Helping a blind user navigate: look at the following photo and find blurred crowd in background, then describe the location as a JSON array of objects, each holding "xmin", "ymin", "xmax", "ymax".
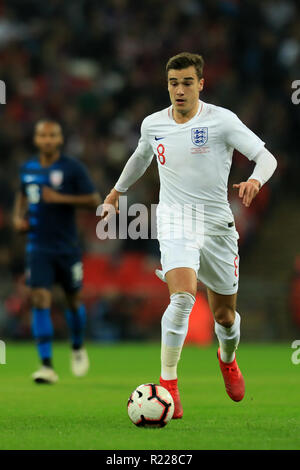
[{"xmin": 0, "ymin": 0, "xmax": 299, "ymax": 343}]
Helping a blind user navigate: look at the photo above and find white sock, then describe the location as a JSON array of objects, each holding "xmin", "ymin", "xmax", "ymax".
[
  {"xmin": 161, "ymin": 292, "xmax": 195, "ymax": 380},
  {"xmin": 215, "ymin": 311, "xmax": 241, "ymax": 363},
  {"xmin": 161, "ymin": 343, "xmax": 182, "ymax": 380}
]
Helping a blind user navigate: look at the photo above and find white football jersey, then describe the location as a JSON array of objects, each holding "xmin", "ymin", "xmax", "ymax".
[{"xmin": 115, "ymin": 100, "xmax": 265, "ymax": 236}]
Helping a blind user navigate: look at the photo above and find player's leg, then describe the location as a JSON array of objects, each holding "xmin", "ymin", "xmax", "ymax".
[
  {"xmin": 199, "ymin": 233, "xmax": 245, "ymax": 401},
  {"xmin": 207, "ymin": 289, "xmax": 240, "ymax": 363},
  {"xmin": 65, "ymin": 290, "xmax": 86, "ymax": 351},
  {"xmin": 159, "ymin": 267, "xmax": 197, "ymax": 418},
  {"xmin": 26, "ymin": 250, "xmax": 58, "ymax": 384},
  {"xmin": 207, "ymin": 288, "xmax": 244, "ymax": 401},
  {"xmin": 65, "ymin": 289, "xmax": 89, "ymax": 377},
  {"xmin": 31, "ymin": 287, "xmax": 53, "ymax": 366},
  {"xmin": 156, "ymin": 224, "xmax": 200, "ymax": 418},
  {"xmin": 56, "ymin": 253, "xmax": 89, "ymax": 377},
  {"xmin": 162, "ymin": 267, "xmax": 197, "ymax": 379},
  {"xmin": 30, "ymin": 288, "xmax": 58, "ymax": 383}
]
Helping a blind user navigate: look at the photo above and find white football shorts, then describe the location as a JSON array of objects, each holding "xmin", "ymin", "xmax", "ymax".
[{"xmin": 158, "ymin": 232, "xmax": 240, "ymax": 296}]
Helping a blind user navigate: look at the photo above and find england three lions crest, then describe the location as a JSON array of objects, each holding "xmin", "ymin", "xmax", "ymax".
[{"xmin": 191, "ymin": 127, "xmax": 208, "ymax": 147}]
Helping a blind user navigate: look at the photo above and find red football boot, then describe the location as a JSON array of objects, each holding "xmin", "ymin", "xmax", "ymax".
[
  {"xmin": 217, "ymin": 348, "xmax": 245, "ymax": 402},
  {"xmin": 159, "ymin": 377, "xmax": 183, "ymax": 419}
]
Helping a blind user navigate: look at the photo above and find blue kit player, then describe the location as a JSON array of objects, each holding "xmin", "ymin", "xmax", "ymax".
[{"xmin": 13, "ymin": 120, "xmax": 101, "ymax": 384}]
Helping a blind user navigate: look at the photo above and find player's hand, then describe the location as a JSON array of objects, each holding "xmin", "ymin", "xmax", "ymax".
[
  {"xmin": 100, "ymin": 189, "xmax": 120, "ymax": 221},
  {"xmin": 233, "ymin": 179, "xmax": 260, "ymax": 208},
  {"xmin": 42, "ymin": 186, "xmax": 64, "ymax": 204},
  {"xmin": 13, "ymin": 216, "xmax": 30, "ymax": 233}
]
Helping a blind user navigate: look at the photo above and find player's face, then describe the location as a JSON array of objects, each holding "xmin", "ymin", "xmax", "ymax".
[
  {"xmin": 34, "ymin": 123, "xmax": 63, "ymax": 155},
  {"xmin": 167, "ymin": 66, "xmax": 204, "ymax": 115}
]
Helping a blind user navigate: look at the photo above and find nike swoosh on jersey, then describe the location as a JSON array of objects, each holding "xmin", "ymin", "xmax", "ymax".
[{"xmin": 154, "ymin": 136, "xmax": 165, "ymax": 140}]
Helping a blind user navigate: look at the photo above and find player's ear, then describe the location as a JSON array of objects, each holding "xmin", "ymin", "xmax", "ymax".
[{"xmin": 199, "ymin": 78, "xmax": 204, "ymax": 92}]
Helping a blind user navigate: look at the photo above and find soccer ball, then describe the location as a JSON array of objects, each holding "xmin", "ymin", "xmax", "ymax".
[{"xmin": 127, "ymin": 383, "xmax": 174, "ymax": 428}]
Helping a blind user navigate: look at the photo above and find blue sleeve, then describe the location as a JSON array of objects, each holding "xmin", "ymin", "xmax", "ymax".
[{"xmin": 72, "ymin": 160, "xmax": 95, "ymax": 195}]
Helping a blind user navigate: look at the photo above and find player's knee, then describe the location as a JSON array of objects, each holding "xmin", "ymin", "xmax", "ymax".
[
  {"xmin": 214, "ymin": 305, "xmax": 235, "ymax": 328},
  {"xmin": 31, "ymin": 289, "xmax": 51, "ymax": 309},
  {"xmin": 162, "ymin": 291, "xmax": 196, "ymax": 329}
]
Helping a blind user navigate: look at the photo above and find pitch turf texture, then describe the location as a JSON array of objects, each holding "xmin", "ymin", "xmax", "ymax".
[{"xmin": 0, "ymin": 342, "xmax": 299, "ymax": 450}]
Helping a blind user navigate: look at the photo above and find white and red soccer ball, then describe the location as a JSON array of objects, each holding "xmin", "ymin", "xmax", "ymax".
[{"xmin": 127, "ymin": 383, "xmax": 174, "ymax": 428}]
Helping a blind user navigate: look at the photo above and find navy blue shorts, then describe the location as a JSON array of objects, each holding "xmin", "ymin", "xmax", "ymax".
[{"xmin": 26, "ymin": 250, "xmax": 83, "ymax": 292}]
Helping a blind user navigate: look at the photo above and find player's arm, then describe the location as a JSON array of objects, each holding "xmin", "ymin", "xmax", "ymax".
[
  {"xmin": 233, "ymin": 147, "xmax": 277, "ymax": 207},
  {"xmin": 101, "ymin": 119, "xmax": 154, "ymax": 219},
  {"xmin": 42, "ymin": 187, "xmax": 101, "ymax": 208},
  {"xmin": 223, "ymin": 111, "xmax": 277, "ymax": 207},
  {"xmin": 12, "ymin": 191, "xmax": 29, "ymax": 232}
]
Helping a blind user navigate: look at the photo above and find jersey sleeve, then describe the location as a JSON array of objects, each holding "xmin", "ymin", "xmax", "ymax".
[
  {"xmin": 247, "ymin": 147, "xmax": 277, "ymax": 187},
  {"xmin": 114, "ymin": 117, "xmax": 154, "ymax": 193},
  {"xmin": 222, "ymin": 110, "xmax": 265, "ymax": 161},
  {"xmin": 72, "ymin": 160, "xmax": 96, "ymax": 194}
]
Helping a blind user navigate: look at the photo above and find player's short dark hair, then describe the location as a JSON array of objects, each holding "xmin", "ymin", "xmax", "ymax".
[{"xmin": 166, "ymin": 52, "xmax": 204, "ymax": 80}]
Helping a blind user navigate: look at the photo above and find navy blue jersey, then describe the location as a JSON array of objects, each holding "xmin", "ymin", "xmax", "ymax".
[{"xmin": 20, "ymin": 154, "xmax": 95, "ymax": 254}]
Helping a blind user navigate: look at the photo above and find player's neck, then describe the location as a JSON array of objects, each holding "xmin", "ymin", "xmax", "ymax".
[
  {"xmin": 172, "ymin": 101, "xmax": 200, "ymax": 124},
  {"xmin": 39, "ymin": 151, "xmax": 61, "ymax": 167}
]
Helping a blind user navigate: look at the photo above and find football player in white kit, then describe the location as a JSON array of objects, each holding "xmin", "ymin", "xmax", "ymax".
[{"xmin": 102, "ymin": 53, "xmax": 277, "ymax": 418}]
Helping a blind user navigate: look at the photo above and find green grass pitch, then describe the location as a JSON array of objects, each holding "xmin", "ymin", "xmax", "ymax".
[{"xmin": 0, "ymin": 342, "xmax": 299, "ymax": 450}]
